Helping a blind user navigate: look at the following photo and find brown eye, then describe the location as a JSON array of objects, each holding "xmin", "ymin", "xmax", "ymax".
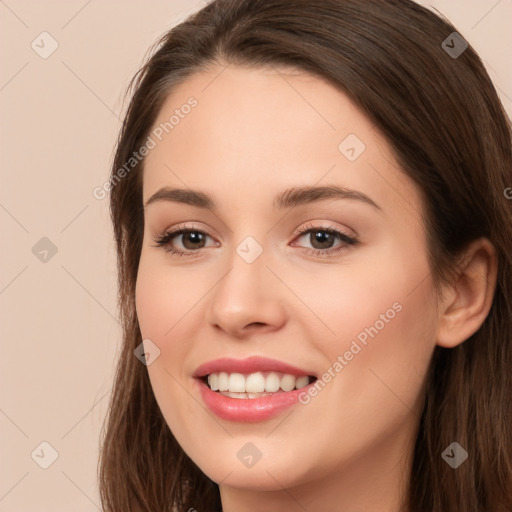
[
  {"xmin": 294, "ymin": 226, "xmax": 357, "ymax": 254},
  {"xmin": 153, "ymin": 227, "xmax": 216, "ymax": 256},
  {"xmin": 308, "ymin": 230, "xmax": 337, "ymax": 249},
  {"xmin": 179, "ymin": 231, "xmax": 207, "ymax": 250}
]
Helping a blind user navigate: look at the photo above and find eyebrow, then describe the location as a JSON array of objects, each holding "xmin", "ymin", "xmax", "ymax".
[{"xmin": 144, "ymin": 185, "xmax": 382, "ymax": 212}]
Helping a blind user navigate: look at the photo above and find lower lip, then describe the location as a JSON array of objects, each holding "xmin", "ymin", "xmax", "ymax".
[{"xmin": 196, "ymin": 379, "xmax": 310, "ymax": 422}]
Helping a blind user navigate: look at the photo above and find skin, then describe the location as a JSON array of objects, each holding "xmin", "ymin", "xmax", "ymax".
[{"xmin": 135, "ymin": 63, "xmax": 497, "ymax": 511}]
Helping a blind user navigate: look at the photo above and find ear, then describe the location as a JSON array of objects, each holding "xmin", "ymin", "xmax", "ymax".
[{"xmin": 436, "ymin": 238, "xmax": 498, "ymax": 348}]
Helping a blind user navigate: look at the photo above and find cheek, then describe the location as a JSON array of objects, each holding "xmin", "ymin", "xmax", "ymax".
[
  {"xmin": 134, "ymin": 252, "xmax": 213, "ymax": 418},
  {"xmin": 278, "ymin": 276, "xmax": 437, "ymax": 480},
  {"xmin": 325, "ymin": 275, "xmax": 436, "ymax": 431},
  {"xmin": 135, "ymin": 259, "xmax": 200, "ymax": 449},
  {"xmin": 135, "ymin": 253, "xmax": 204, "ymax": 339},
  {"xmin": 292, "ymin": 243, "xmax": 437, "ymax": 422},
  {"xmin": 135, "ymin": 257, "xmax": 193, "ymax": 395},
  {"xmin": 305, "ymin": 230, "xmax": 436, "ymax": 363}
]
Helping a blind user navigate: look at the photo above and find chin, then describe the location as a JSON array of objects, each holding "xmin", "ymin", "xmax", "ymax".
[{"xmin": 196, "ymin": 450, "xmax": 313, "ymax": 492}]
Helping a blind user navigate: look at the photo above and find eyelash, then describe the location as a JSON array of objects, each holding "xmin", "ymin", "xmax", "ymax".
[{"xmin": 152, "ymin": 222, "xmax": 359, "ymax": 258}]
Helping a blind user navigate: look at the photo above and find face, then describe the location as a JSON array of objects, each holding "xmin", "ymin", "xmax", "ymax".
[{"xmin": 135, "ymin": 64, "xmax": 439, "ymax": 497}]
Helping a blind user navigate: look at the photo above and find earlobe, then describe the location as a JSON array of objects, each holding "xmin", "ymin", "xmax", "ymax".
[{"xmin": 436, "ymin": 238, "xmax": 498, "ymax": 349}]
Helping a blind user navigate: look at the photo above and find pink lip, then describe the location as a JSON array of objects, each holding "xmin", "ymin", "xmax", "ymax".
[
  {"xmin": 193, "ymin": 356, "xmax": 317, "ymax": 422},
  {"xmin": 196, "ymin": 379, "xmax": 315, "ymax": 422},
  {"xmin": 193, "ymin": 356, "xmax": 316, "ymax": 378}
]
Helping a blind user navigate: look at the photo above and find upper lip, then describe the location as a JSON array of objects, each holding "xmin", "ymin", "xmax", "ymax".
[{"xmin": 193, "ymin": 356, "xmax": 317, "ymax": 378}]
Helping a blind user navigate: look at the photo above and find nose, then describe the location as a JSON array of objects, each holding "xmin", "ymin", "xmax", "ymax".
[{"xmin": 205, "ymin": 247, "xmax": 287, "ymax": 338}]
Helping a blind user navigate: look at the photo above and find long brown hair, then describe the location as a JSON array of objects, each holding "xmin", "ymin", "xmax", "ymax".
[{"xmin": 98, "ymin": 1, "xmax": 512, "ymax": 510}]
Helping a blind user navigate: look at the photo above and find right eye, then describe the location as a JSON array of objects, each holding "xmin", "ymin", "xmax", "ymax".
[{"xmin": 152, "ymin": 225, "xmax": 218, "ymax": 256}]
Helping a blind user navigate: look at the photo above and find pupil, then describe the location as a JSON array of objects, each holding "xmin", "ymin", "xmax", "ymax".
[
  {"xmin": 312, "ymin": 230, "xmax": 334, "ymax": 249},
  {"xmin": 183, "ymin": 232, "xmax": 205, "ymax": 249}
]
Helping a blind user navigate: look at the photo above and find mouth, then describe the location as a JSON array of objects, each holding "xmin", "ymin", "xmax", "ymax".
[
  {"xmin": 193, "ymin": 356, "xmax": 318, "ymax": 422},
  {"xmin": 200, "ymin": 371, "xmax": 317, "ymax": 399}
]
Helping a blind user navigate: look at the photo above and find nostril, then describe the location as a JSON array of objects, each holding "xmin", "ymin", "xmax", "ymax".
[{"xmin": 247, "ymin": 322, "xmax": 266, "ymax": 328}]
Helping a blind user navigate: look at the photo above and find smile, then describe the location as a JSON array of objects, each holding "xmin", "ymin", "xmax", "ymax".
[
  {"xmin": 205, "ymin": 371, "xmax": 314, "ymax": 398},
  {"xmin": 194, "ymin": 356, "xmax": 318, "ymax": 422}
]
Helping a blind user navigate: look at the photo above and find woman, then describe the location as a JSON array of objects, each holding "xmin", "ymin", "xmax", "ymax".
[{"xmin": 98, "ymin": 0, "xmax": 512, "ymax": 510}]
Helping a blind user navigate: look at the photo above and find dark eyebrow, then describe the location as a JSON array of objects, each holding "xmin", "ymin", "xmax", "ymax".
[
  {"xmin": 145, "ymin": 188, "xmax": 215, "ymax": 209},
  {"xmin": 144, "ymin": 185, "xmax": 382, "ymax": 212},
  {"xmin": 274, "ymin": 185, "xmax": 382, "ymax": 212}
]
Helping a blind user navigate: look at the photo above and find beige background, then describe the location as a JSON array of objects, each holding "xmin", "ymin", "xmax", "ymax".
[{"xmin": 1, "ymin": 1, "xmax": 511, "ymax": 510}]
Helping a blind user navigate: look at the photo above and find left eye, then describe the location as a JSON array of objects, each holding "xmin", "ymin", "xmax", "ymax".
[{"xmin": 293, "ymin": 227, "xmax": 357, "ymax": 251}]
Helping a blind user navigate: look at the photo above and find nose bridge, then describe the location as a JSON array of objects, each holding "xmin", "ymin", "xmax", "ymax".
[{"xmin": 206, "ymin": 235, "xmax": 287, "ymax": 334}]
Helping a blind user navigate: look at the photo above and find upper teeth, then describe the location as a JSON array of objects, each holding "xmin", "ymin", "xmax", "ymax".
[{"xmin": 207, "ymin": 372, "xmax": 310, "ymax": 393}]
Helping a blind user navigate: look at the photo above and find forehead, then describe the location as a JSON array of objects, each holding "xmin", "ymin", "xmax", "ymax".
[{"xmin": 141, "ymin": 63, "xmax": 420, "ymax": 218}]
